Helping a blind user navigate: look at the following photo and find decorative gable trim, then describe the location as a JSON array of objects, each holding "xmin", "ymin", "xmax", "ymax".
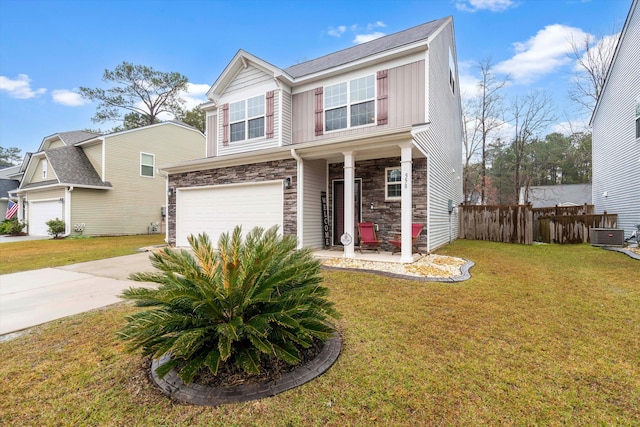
[
  {"xmin": 314, "ymin": 87, "xmax": 324, "ymax": 136},
  {"xmin": 377, "ymin": 70, "xmax": 388, "ymax": 125},
  {"xmin": 266, "ymin": 90, "xmax": 275, "ymax": 139},
  {"xmin": 222, "ymin": 103, "xmax": 229, "ymax": 146}
]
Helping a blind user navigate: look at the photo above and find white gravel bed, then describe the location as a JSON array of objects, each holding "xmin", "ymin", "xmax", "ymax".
[{"xmin": 322, "ymin": 254, "xmax": 468, "ymax": 279}]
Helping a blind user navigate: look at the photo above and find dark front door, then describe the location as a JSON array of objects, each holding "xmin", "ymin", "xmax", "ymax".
[{"xmin": 333, "ymin": 179, "xmax": 362, "ymax": 245}]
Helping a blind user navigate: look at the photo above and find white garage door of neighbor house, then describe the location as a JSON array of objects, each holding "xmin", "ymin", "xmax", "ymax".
[
  {"xmin": 176, "ymin": 181, "xmax": 284, "ymax": 247},
  {"xmin": 29, "ymin": 200, "xmax": 63, "ymax": 236}
]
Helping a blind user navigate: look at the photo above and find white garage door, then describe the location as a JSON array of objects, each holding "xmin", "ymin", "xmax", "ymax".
[
  {"xmin": 29, "ymin": 200, "xmax": 63, "ymax": 236},
  {"xmin": 176, "ymin": 181, "xmax": 284, "ymax": 247}
]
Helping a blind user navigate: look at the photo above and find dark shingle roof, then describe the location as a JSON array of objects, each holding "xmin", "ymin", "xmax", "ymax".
[
  {"xmin": 45, "ymin": 146, "xmax": 111, "ymax": 188},
  {"xmin": 0, "ymin": 179, "xmax": 19, "ymax": 198},
  {"xmin": 58, "ymin": 130, "xmax": 101, "ymax": 146},
  {"xmin": 284, "ymin": 17, "xmax": 449, "ymax": 78}
]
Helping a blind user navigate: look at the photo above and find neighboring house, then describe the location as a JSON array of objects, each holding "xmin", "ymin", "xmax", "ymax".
[
  {"xmin": 17, "ymin": 122, "xmax": 205, "ymax": 236},
  {"xmin": 591, "ymin": 0, "xmax": 640, "ymax": 239},
  {"xmin": 0, "ymin": 165, "xmax": 22, "ymax": 218},
  {"xmin": 518, "ymin": 184, "xmax": 592, "ymax": 208},
  {"xmin": 161, "ymin": 17, "xmax": 463, "ymax": 261}
]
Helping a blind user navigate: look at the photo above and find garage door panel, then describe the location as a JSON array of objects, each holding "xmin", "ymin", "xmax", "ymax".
[
  {"xmin": 29, "ymin": 200, "xmax": 63, "ymax": 236},
  {"xmin": 177, "ymin": 182, "xmax": 283, "ymax": 247}
]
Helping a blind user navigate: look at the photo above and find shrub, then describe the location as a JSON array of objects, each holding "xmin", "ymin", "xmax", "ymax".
[
  {"xmin": 0, "ymin": 218, "xmax": 26, "ymax": 235},
  {"xmin": 45, "ymin": 218, "xmax": 66, "ymax": 238},
  {"xmin": 118, "ymin": 225, "xmax": 339, "ymax": 384}
]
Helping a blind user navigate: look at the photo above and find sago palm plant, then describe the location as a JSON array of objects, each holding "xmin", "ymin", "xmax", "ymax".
[{"xmin": 118, "ymin": 225, "xmax": 338, "ymax": 384}]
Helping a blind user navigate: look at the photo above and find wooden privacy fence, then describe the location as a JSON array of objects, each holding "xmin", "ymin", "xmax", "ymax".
[
  {"xmin": 459, "ymin": 204, "xmax": 618, "ymax": 245},
  {"xmin": 458, "ymin": 204, "xmax": 533, "ymax": 244}
]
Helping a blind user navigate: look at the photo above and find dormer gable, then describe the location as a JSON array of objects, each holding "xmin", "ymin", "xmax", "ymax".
[{"xmin": 37, "ymin": 130, "xmax": 100, "ymax": 152}]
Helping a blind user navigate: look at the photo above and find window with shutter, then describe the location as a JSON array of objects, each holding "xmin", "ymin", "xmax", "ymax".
[
  {"xmin": 266, "ymin": 91, "xmax": 274, "ymax": 139},
  {"xmin": 222, "ymin": 103, "xmax": 229, "ymax": 146},
  {"xmin": 323, "ymin": 74, "xmax": 375, "ymax": 132}
]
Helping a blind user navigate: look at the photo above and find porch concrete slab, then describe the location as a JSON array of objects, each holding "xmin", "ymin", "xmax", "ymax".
[{"xmin": 313, "ymin": 249, "xmax": 421, "ymax": 263}]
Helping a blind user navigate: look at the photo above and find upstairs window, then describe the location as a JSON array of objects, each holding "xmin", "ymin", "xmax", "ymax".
[
  {"xmin": 385, "ymin": 167, "xmax": 402, "ymax": 200},
  {"xmin": 42, "ymin": 160, "xmax": 47, "ymax": 179},
  {"xmin": 636, "ymin": 98, "xmax": 640, "ymax": 139},
  {"xmin": 140, "ymin": 153, "xmax": 154, "ymax": 177},
  {"xmin": 229, "ymin": 95, "xmax": 265, "ymax": 142},
  {"xmin": 325, "ymin": 75, "xmax": 375, "ymax": 131}
]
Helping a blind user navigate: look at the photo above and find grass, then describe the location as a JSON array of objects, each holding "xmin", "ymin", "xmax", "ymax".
[
  {"xmin": 0, "ymin": 234, "xmax": 165, "ymax": 274},
  {"xmin": 1, "ymin": 240, "xmax": 638, "ymax": 426}
]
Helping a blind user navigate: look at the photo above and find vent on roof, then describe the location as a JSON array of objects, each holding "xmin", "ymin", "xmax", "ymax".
[{"xmin": 590, "ymin": 228, "xmax": 624, "ymax": 246}]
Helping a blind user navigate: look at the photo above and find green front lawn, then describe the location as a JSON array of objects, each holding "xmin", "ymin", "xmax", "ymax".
[
  {"xmin": 0, "ymin": 241, "xmax": 638, "ymax": 426},
  {"xmin": 0, "ymin": 234, "xmax": 165, "ymax": 274}
]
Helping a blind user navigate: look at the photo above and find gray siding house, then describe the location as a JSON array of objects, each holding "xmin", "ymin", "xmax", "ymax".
[
  {"xmin": 591, "ymin": 0, "xmax": 640, "ymax": 239},
  {"xmin": 162, "ymin": 17, "xmax": 464, "ymax": 261}
]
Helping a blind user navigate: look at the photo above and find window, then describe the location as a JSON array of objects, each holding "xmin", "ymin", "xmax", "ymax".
[
  {"xmin": 448, "ymin": 47, "xmax": 456, "ymax": 95},
  {"xmin": 636, "ymin": 98, "xmax": 640, "ymax": 139},
  {"xmin": 140, "ymin": 153, "xmax": 154, "ymax": 177},
  {"xmin": 229, "ymin": 95, "xmax": 265, "ymax": 142},
  {"xmin": 385, "ymin": 167, "xmax": 402, "ymax": 199},
  {"xmin": 42, "ymin": 160, "xmax": 47, "ymax": 179},
  {"xmin": 325, "ymin": 75, "xmax": 375, "ymax": 131}
]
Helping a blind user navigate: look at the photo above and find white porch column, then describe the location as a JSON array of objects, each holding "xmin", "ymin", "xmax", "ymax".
[
  {"xmin": 343, "ymin": 151, "xmax": 356, "ymax": 259},
  {"xmin": 400, "ymin": 143, "xmax": 413, "ymax": 263}
]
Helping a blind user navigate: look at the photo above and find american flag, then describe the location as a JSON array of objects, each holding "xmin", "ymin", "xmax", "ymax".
[{"xmin": 5, "ymin": 200, "xmax": 18, "ymax": 220}]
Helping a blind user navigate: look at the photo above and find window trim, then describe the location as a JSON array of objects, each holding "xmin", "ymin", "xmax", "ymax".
[
  {"xmin": 385, "ymin": 167, "xmax": 402, "ymax": 200},
  {"xmin": 42, "ymin": 159, "xmax": 47, "ymax": 179},
  {"xmin": 140, "ymin": 152, "xmax": 155, "ymax": 178},
  {"xmin": 229, "ymin": 94, "xmax": 266, "ymax": 142},
  {"xmin": 324, "ymin": 74, "xmax": 376, "ymax": 133}
]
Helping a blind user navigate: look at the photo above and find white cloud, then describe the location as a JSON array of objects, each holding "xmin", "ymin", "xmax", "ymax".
[
  {"xmin": 495, "ymin": 24, "xmax": 591, "ymax": 84},
  {"xmin": 367, "ymin": 21, "xmax": 386, "ymax": 31},
  {"xmin": 456, "ymin": 0, "xmax": 516, "ymax": 12},
  {"xmin": 0, "ymin": 74, "xmax": 46, "ymax": 99},
  {"xmin": 328, "ymin": 25, "xmax": 346, "ymax": 37},
  {"xmin": 353, "ymin": 32, "xmax": 386, "ymax": 44},
  {"xmin": 573, "ymin": 32, "xmax": 618, "ymax": 72},
  {"xmin": 51, "ymin": 89, "xmax": 89, "ymax": 106},
  {"xmin": 182, "ymin": 82, "xmax": 210, "ymax": 110}
]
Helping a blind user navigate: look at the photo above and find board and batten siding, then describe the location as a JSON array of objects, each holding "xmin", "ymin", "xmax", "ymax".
[
  {"xmin": 217, "ymin": 90, "xmax": 281, "ymax": 156},
  {"xmin": 290, "ymin": 60, "xmax": 425, "ymax": 144},
  {"xmin": 71, "ymin": 124, "xmax": 205, "ymax": 236},
  {"xmin": 412, "ymin": 22, "xmax": 463, "ymax": 251},
  {"xmin": 301, "ymin": 159, "xmax": 327, "ymax": 248},
  {"xmin": 82, "ymin": 142, "xmax": 104, "ymax": 179},
  {"xmin": 206, "ymin": 114, "xmax": 218, "ymax": 157},
  {"xmin": 592, "ymin": 0, "xmax": 640, "ymax": 237}
]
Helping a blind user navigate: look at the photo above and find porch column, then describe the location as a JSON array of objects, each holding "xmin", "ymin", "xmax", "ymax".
[
  {"xmin": 343, "ymin": 151, "xmax": 356, "ymax": 258},
  {"xmin": 400, "ymin": 143, "xmax": 413, "ymax": 263}
]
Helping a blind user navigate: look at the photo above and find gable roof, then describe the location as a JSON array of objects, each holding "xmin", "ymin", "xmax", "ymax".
[
  {"xmin": 590, "ymin": 0, "xmax": 638, "ymax": 124},
  {"xmin": 0, "ymin": 179, "xmax": 19, "ymax": 199},
  {"xmin": 38, "ymin": 130, "xmax": 101, "ymax": 152},
  {"xmin": 284, "ymin": 17, "xmax": 450, "ymax": 79}
]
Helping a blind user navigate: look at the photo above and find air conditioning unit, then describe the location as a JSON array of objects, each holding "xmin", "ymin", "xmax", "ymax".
[{"xmin": 590, "ymin": 228, "xmax": 624, "ymax": 246}]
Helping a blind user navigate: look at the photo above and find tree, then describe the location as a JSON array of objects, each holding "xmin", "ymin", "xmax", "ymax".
[
  {"xmin": 0, "ymin": 146, "xmax": 22, "ymax": 166},
  {"xmin": 110, "ymin": 112, "xmax": 160, "ymax": 133},
  {"xmin": 510, "ymin": 90, "xmax": 556, "ymax": 202},
  {"xmin": 79, "ymin": 62, "xmax": 189, "ymax": 128},
  {"xmin": 118, "ymin": 226, "xmax": 338, "ymax": 384},
  {"xmin": 463, "ymin": 59, "xmax": 509, "ymax": 204},
  {"xmin": 178, "ymin": 105, "xmax": 206, "ymax": 133},
  {"xmin": 568, "ymin": 33, "xmax": 618, "ymax": 115}
]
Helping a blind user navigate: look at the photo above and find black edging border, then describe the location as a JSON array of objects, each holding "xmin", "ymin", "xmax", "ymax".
[
  {"xmin": 321, "ymin": 259, "xmax": 475, "ymax": 283},
  {"xmin": 150, "ymin": 332, "xmax": 342, "ymax": 406},
  {"xmin": 602, "ymin": 246, "xmax": 640, "ymax": 260}
]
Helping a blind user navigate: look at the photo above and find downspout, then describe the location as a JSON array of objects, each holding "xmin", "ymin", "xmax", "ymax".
[
  {"xmin": 291, "ymin": 149, "xmax": 303, "ymax": 249},
  {"xmin": 157, "ymin": 169, "xmax": 169, "ymax": 244},
  {"xmin": 65, "ymin": 186, "xmax": 74, "ymax": 236}
]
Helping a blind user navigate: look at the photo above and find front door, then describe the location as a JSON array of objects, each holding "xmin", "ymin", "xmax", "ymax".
[{"xmin": 332, "ymin": 179, "xmax": 362, "ymax": 245}]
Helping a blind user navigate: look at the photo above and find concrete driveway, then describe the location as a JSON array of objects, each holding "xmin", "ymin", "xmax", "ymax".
[{"xmin": 0, "ymin": 252, "xmax": 156, "ymax": 336}]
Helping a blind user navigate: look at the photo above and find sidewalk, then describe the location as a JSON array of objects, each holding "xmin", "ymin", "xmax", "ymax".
[{"xmin": 0, "ymin": 252, "xmax": 155, "ymax": 336}]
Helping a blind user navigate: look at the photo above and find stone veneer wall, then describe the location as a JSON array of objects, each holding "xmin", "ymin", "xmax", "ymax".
[
  {"xmin": 167, "ymin": 159, "xmax": 297, "ymax": 246},
  {"xmin": 328, "ymin": 157, "xmax": 428, "ymax": 252}
]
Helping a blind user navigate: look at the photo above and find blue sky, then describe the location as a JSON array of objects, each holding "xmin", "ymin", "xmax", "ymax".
[{"xmin": 0, "ymin": 0, "xmax": 632, "ymax": 157}]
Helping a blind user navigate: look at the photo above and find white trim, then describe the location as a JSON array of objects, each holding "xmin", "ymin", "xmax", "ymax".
[
  {"xmin": 323, "ymin": 74, "xmax": 376, "ymax": 133},
  {"xmin": 400, "ymin": 144, "xmax": 413, "ymax": 263},
  {"xmin": 384, "ymin": 166, "xmax": 402, "ymax": 201},
  {"xmin": 229, "ymin": 94, "xmax": 266, "ymax": 143},
  {"xmin": 42, "ymin": 159, "xmax": 48, "ymax": 179},
  {"xmin": 342, "ymin": 151, "xmax": 356, "ymax": 259}
]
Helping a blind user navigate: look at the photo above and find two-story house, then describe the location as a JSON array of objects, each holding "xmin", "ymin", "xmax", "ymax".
[
  {"xmin": 591, "ymin": 0, "xmax": 640, "ymax": 239},
  {"xmin": 162, "ymin": 16, "xmax": 463, "ymax": 262},
  {"xmin": 17, "ymin": 122, "xmax": 205, "ymax": 236}
]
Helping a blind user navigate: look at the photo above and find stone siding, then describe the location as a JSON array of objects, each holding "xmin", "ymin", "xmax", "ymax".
[
  {"xmin": 329, "ymin": 157, "xmax": 428, "ymax": 252},
  {"xmin": 167, "ymin": 159, "xmax": 297, "ymax": 245}
]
